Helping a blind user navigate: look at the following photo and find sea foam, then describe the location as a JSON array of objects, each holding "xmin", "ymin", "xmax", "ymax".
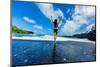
[{"xmin": 12, "ymin": 35, "xmax": 95, "ymax": 44}]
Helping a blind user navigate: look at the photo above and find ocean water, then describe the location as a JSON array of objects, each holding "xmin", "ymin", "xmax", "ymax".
[{"xmin": 12, "ymin": 39, "xmax": 96, "ymax": 66}]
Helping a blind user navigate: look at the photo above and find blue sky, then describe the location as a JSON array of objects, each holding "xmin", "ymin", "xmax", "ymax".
[{"xmin": 12, "ymin": 0, "xmax": 96, "ymax": 36}]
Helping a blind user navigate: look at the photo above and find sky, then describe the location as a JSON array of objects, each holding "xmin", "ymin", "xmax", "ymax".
[{"xmin": 12, "ymin": 0, "xmax": 96, "ymax": 36}]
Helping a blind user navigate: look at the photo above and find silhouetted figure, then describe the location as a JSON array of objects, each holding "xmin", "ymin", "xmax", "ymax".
[{"xmin": 51, "ymin": 16, "xmax": 62, "ymax": 41}]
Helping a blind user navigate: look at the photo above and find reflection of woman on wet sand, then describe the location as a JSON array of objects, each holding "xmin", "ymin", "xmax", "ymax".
[{"xmin": 51, "ymin": 16, "xmax": 62, "ymax": 41}]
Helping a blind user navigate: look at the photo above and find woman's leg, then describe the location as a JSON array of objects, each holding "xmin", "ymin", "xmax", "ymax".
[
  {"xmin": 54, "ymin": 32, "xmax": 56, "ymax": 41},
  {"xmin": 54, "ymin": 29, "xmax": 58, "ymax": 41}
]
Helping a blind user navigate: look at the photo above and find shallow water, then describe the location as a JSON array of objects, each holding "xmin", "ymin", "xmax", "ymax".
[{"xmin": 12, "ymin": 39, "xmax": 96, "ymax": 66}]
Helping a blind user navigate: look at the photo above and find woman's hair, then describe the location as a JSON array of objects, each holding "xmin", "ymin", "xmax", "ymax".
[
  {"xmin": 54, "ymin": 19, "xmax": 57, "ymax": 25},
  {"xmin": 54, "ymin": 19, "xmax": 58, "ymax": 28}
]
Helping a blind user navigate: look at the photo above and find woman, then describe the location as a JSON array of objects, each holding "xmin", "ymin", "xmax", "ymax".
[
  {"xmin": 51, "ymin": 16, "xmax": 62, "ymax": 41},
  {"xmin": 53, "ymin": 19, "xmax": 60, "ymax": 41}
]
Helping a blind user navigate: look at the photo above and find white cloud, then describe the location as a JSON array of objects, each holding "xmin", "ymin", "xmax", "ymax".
[
  {"xmin": 36, "ymin": 3, "xmax": 64, "ymax": 21},
  {"xmin": 54, "ymin": 9, "xmax": 64, "ymax": 18},
  {"xmin": 61, "ymin": 5, "xmax": 95, "ymax": 34},
  {"xmin": 34, "ymin": 24, "xmax": 43, "ymax": 30},
  {"xmin": 62, "ymin": 20, "xmax": 79, "ymax": 33},
  {"xmin": 23, "ymin": 16, "xmax": 44, "ymax": 34},
  {"xmin": 86, "ymin": 23, "xmax": 95, "ymax": 32},
  {"xmin": 23, "ymin": 16, "xmax": 36, "ymax": 24},
  {"xmin": 32, "ymin": 24, "xmax": 43, "ymax": 34},
  {"xmin": 23, "ymin": 16, "xmax": 43, "ymax": 31},
  {"xmin": 74, "ymin": 6, "xmax": 95, "ymax": 17}
]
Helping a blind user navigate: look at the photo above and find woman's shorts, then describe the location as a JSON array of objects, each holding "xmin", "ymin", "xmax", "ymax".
[{"xmin": 54, "ymin": 29, "xmax": 58, "ymax": 33}]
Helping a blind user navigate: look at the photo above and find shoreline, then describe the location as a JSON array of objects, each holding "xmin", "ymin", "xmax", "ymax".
[{"xmin": 12, "ymin": 36, "xmax": 95, "ymax": 44}]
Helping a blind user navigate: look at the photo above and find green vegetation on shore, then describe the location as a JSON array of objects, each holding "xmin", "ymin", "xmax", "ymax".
[
  {"xmin": 72, "ymin": 30, "xmax": 96, "ymax": 41},
  {"xmin": 12, "ymin": 25, "xmax": 33, "ymax": 34}
]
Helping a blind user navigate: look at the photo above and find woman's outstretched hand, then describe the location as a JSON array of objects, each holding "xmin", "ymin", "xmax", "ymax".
[{"xmin": 50, "ymin": 16, "xmax": 53, "ymax": 22}]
